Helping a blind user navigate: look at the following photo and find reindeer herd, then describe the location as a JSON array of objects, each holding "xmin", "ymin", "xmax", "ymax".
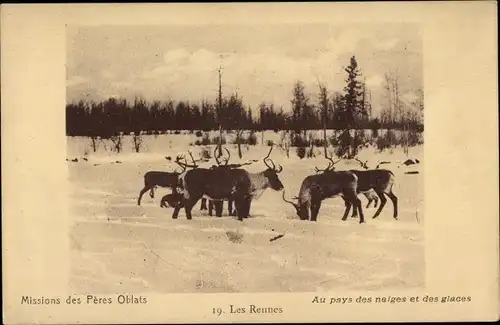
[{"xmin": 137, "ymin": 146, "xmax": 399, "ymax": 223}]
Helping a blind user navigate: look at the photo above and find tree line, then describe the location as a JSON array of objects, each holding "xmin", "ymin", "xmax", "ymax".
[{"xmin": 66, "ymin": 56, "xmax": 424, "ymax": 139}]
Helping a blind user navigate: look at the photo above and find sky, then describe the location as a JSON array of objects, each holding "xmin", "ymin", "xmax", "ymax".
[{"xmin": 66, "ymin": 23, "xmax": 423, "ymax": 117}]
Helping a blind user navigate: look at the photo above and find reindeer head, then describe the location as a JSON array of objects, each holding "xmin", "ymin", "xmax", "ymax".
[
  {"xmin": 281, "ymin": 191, "xmax": 308, "ymax": 220},
  {"xmin": 262, "ymin": 146, "xmax": 284, "ymax": 191}
]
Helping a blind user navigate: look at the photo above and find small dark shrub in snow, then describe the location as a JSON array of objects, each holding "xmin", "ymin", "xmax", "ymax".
[
  {"xmin": 376, "ymin": 129, "xmax": 398, "ymax": 152},
  {"xmin": 247, "ymin": 131, "xmax": 257, "ymax": 145},
  {"xmin": 296, "ymin": 146, "xmax": 306, "ymax": 159},
  {"xmin": 233, "ymin": 131, "xmax": 257, "ymax": 145},
  {"xmin": 307, "ymin": 146, "xmax": 315, "ymax": 158},
  {"xmin": 266, "ymin": 140, "xmax": 274, "ymax": 146},
  {"xmin": 406, "ymin": 130, "xmax": 424, "ymax": 147},
  {"xmin": 195, "ymin": 130, "xmax": 203, "ymax": 137},
  {"xmin": 313, "ymin": 138, "xmax": 326, "ymax": 147},
  {"xmin": 200, "ymin": 147, "xmax": 211, "ymax": 160},
  {"xmin": 212, "ymin": 135, "xmax": 226, "ymax": 145},
  {"xmin": 291, "ymin": 133, "xmax": 307, "ymax": 147},
  {"xmin": 174, "ymin": 130, "xmax": 181, "ymax": 135},
  {"xmin": 200, "ymin": 133, "xmax": 211, "ymax": 145}
]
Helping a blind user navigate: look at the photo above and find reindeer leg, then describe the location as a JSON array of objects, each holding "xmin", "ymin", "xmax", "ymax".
[
  {"xmin": 351, "ymin": 196, "xmax": 359, "ymax": 219},
  {"xmin": 214, "ymin": 201, "xmax": 223, "ymax": 218},
  {"xmin": 200, "ymin": 198, "xmax": 208, "ymax": 211},
  {"xmin": 345, "ymin": 191, "xmax": 365, "ymax": 223},
  {"xmin": 234, "ymin": 195, "xmax": 249, "ymax": 221},
  {"xmin": 184, "ymin": 199, "xmax": 198, "ymax": 220},
  {"xmin": 138, "ymin": 186, "xmax": 151, "ymax": 206},
  {"xmin": 386, "ymin": 190, "xmax": 398, "ymax": 220},
  {"xmin": 355, "ymin": 196, "xmax": 365, "ymax": 224},
  {"xmin": 341, "ymin": 199, "xmax": 352, "ymax": 221},
  {"xmin": 150, "ymin": 186, "xmax": 156, "ymax": 199},
  {"xmin": 172, "ymin": 205, "xmax": 181, "ymax": 219},
  {"xmin": 310, "ymin": 200, "xmax": 322, "ymax": 222},
  {"xmin": 242, "ymin": 198, "xmax": 252, "ymax": 219},
  {"xmin": 372, "ymin": 190, "xmax": 387, "ymax": 219},
  {"xmin": 365, "ymin": 195, "xmax": 373, "ymax": 208},
  {"xmin": 235, "ymin": 199, "xmax": 244, "ymax": 221},
  {"xmin": 373, "ymin": 196, "xmax": 379, "ymax": 208},
  {"xmin": 208, "ymin": 200, "xmax": 214, "ymax": 216}
]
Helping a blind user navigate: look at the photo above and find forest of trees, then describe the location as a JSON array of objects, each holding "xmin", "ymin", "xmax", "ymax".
[{"xmin": 66, "ymin": 56, "xmax": 424, "ymax": 142}]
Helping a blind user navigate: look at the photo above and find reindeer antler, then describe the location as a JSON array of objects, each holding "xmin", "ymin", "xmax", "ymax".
[
  {"xmin": 263, "ymin": 145, "xmax": 283, "ymax": 173},
  {"xmin": 223, "ymin": 148, "xmax": 230, "ymax": 166},
  {"xmin": 282, "ymin": 190, "xmax": 299, "ymax": 209},
  {"xmin": 354, "ymin": 157, "xmax": 369, "ymax": 170},
  {"xmin": 315, "ymin": 152, "xmax": 341, "ymax": 173},
  {"xmin": 214, "ymin": 146, "xmax": 230, "ymax": 166},
  {"xmin": 175, "ymin": 155, "xmax": 188, "ymax": 171},
  {"xmin": 213, "ymin": 146, "xmax": 220, "ymax": 166},
  {"xmin": 175, "ymin": 153, "xmax": 199, "ymax": 170}
]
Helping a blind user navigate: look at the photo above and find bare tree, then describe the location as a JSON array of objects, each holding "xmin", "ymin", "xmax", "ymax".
[
  {"xmin": 110, "ymin": 134, "xmax": 123, "ymax": 153},
  {"xmin": 132, "ymin": 131, "xmax": 143, "ymax": 153},
  {"xmin": 216, "ymin": 65, "xmax": 224, "ymax": 159},
  {"xmin": 279, "ymin": 130, "xmax": 291, "ymax": 158},
  {"xmin": 316, "ymin": 79, "xmax": 329, "ymax": 157},
  {"xmin": 90, "ymin": 136, "xmax": 99, "ymax": 153}
]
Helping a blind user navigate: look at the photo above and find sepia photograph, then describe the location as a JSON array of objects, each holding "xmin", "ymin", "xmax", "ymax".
[
  {"xmin": 67, "ymin": 23, "xmax": 424, "ymax": 294},
  {"xmin": 2, "ymin": 3, "xmax": 497, "ymax": 324}
]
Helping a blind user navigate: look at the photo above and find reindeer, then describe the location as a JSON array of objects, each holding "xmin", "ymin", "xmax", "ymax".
[
  {"xmin": 312, "ymin": 156, "xmax": 378, "ymax": 210},
  {"xmin": 200, "ymin": 147, "xmax": 258, "ymax": 216},
  {"xmin": 282, "ymin": 158, "xmax": 364, "ymax": 223},
  {"xmin": 137, "ymin": 153, "xmax": 205, "ymax": 206},
  {"xmin": 347, "ymin": 169, "xmax": 398, "ymax": 220},
  {"xmin": 311, "ymin": 155, "xmax": 396, "ymax": 220},
  {"xmin": 172, "ymin": 146, "xmax": 284, "ymax": 221},
  {"xmin": 160, "ymin": 192, "xmax": 184, "ymax": 208}
]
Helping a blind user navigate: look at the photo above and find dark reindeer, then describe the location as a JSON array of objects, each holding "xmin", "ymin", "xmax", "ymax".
[
  {"xmin": 312, "ymin": 156, "xmax": 378, "ymax": 210},
  {"xmin": 311, "ymin": 155, "xmax": 397, "ymax": 220},
  {"xmin": 347, "ymin": 169, "xmax": 398, "ymax": 220},
  {"xmin": 172, "ymin": 146, "xmax": 284, "ymax": 221},
  {"xmin": 282, "ymin": 153, "xmax": 365, "ymax": 223},
  {"xmin": 347, "ymin": 157, "xmax": 398, "ymax": 220},
  {"xmin": 282, "ymin": 173, "xmax": 364, "ymax": 223},
  {"xmin": 137, "ymin": 153, "xmax": 205, "ymax": 206},
  {"xmin": 160, "ymin": 192, "xmax": 184, "ymax": 208},
  {"xmin": 199, "ymin": 147, "xmax": 257, "ymax": 216}
]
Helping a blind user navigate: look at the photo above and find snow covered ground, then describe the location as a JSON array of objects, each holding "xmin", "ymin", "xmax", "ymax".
[{"xmin": 68, "ymin": 133, "xmax": 424, "ymax": 294}]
